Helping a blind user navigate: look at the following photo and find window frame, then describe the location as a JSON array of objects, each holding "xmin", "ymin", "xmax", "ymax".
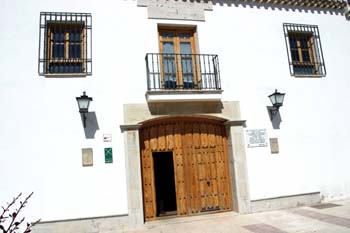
[
  {"xmin": 283, "ymin": 23, "xmax": 326, "ymax": 77},
  {"xmin": 158, "ymin": 27, "xmax": 199, "ymax": 89},
  {"xmin": 39, "ymin": 12, "xmax": 92, "ymax": 76}
]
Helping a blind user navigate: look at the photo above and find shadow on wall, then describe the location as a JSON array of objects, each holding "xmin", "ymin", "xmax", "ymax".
[
  {"xmin": 267, "ymin": 106, "xmax": 282, "ymax": 129},
  {"xmin": 80, "ymin": 112, "xmax": 99, "ymax": 139},
  {"xmin": 212, "ymin": 0, "xmax": 345, "ymax": 16}
]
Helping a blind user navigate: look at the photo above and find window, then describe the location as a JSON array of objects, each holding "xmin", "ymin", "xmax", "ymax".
[
  {"xmin": 158, "ymin": 27, "xmax": 197, "ymax": 89},
  {"xmin": 146, "ymin": 26, "xmax": 221, "ymax": 91},
  {"xmin": 283, "ymin": 23, "xmax": 326, "ymax": 77},
  {"xmin": 39, "ymin": 12, "xmax": 92, "ymax": 76}
]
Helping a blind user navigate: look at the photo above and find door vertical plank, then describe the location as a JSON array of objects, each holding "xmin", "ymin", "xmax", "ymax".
[
  {"xmin": 166, "ymin": 123, "xmax": 174, "ymax": 150},
  {"xmin": 183, "ymin": 122, "xmax": 193, "ymax": 214},
  {"xmin": 210, "ymin": 148, "xmax": 219, "ymax": 209},
  {"xmin": 198, "ymin": 149, "xmax": 206, "ymax": 210},
  {"xmin": 215, "ymin": 125, "xmax": 225, "ymax": 209},
  {"xmin": 158, "ymin": 124, "xmax": 166, "ymax": 151},
  {"xmin": 193, "ymin": 123, "xmax": 200, "ymax": 149},
  {"xmin": 191, "ymin": 147, "xmax": 200, "ymax": 213},
  {"xmin": 150, "ymin": 126, "xmax": 158, "ymax": 151},
  {"xmin": 200, "ymin": 123, "xmax": 208, "ymax": 148},
  {"xmin": 221, "ymin": 127, "xmax": 232, "ymax": 210},
  {"xmin": 174, "ymin": 122, "xmax": 186, "ymax": 215},
  {"xmin": 141, "ymin": 127, "xmax": 156, "ymax": 220}
]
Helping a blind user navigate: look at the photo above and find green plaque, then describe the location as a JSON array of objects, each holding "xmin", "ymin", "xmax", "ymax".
[{"xmin": 104, "ymin": 148, "xmax": 113, "ymax": 163}]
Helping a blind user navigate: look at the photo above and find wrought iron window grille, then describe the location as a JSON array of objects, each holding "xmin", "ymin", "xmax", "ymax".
[
  {"xmin": 283, "ymin": 23, "xmax": 326, "ymax": 77},
  {"xmin": 39, "ymin": 12, "xmax": 92, "ymax": 76},
  {"xmin": 145, "ymin": 53, "xmax": 221, "ymax": 91}
]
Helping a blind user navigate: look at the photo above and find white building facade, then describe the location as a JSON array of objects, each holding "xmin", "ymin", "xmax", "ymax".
[{"xmin": 0, "ymin": 0, "xmax": 350, "ymax": 231}]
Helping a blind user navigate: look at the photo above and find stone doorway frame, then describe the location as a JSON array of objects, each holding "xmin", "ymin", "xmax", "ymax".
[{"xmin": 120, "ymin": 101, "xmax": 251, "ymax": 227}]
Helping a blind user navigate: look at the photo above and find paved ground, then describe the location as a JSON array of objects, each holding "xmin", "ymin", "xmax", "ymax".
[{"xmin": 126, "ymin": 200, "xmax": 350, "ymax": 233}]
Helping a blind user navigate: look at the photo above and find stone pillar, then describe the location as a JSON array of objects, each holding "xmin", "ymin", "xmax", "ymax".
[
  {"xmin": 225, "ymin": 121, "xmax": 251, "ymax": 214},
  {"xmin": 121, "ymin": 124, "xmax": 144, "ymax": 228}
]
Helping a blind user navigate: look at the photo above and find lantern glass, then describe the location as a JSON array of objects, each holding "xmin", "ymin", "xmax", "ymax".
[
  {"xmin": 76, "ymin": 92, "xmax": 92, "ymax": 113},
  {"xmin": 269, "ymin": 95, "xmax": 277, "ymax": 105},
  {"xmin": 275, "ymin": 94, "xmax": 285, "ymax": 106},
  {"xmin": 268, "ymin": 89, "xmax": 285, "ymax": 108},
  {"xmin": 78, "ymin": 98, "xmax": 90, "ymax": 111}
]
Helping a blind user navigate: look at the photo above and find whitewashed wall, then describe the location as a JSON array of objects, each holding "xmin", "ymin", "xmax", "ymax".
[
  {"xmin": 0, "ymin": 0, "xmax": 349, "ymax": 222},
  {"xmin": 204, "ymin": 3, "xmax": 350, "ymax": 201}
]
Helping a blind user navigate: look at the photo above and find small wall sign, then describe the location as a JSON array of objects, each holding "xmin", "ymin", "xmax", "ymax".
[
  {"xmin": 103, "ymin": 134, "xmax": 112, "ymax": 142},
  {"xmin": 270, "ymin": 138, "xmax": 279, "ymax": 154},
  {"xmin": 104, "ymin": 147, "xmax": 113, "ymax": 163},
  {"xmin": 246, "ymin": 129, "xmax": 268, "ymax": 148},
  {"xmin": 82, "ymin": 148, "xmax": 93, "ymax": 166}
]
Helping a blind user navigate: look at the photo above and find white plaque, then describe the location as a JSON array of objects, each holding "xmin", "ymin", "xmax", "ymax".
[
  {"xmin": 103, "ymin": 134, "xmax": 112, "ymax": 142},
  {"xmin": 82, "ymin": 148, "xmax": 93, "ymax": 166},
  {"xmin": 246, "ymin": 129, "xmax": 268, "ymax": 148},
  {"xmin": 270, "ymin": 138, "xmax": 279, "ymax": 154}
]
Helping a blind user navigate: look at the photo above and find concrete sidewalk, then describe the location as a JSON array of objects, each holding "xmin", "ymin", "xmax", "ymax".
[{"xmin": 126, "ymin": 200, "xmax": 350, "ymax": 233}]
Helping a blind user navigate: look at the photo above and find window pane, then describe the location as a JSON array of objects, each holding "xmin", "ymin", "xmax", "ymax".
[
  {"xmin": 163, "ymin": 42, "xmax": 174, "ymax": 54},
  {"xmin": 53, "ymin": 31, "xmax": 65, "ymax": 42},
  {"xmin": 69, "ymin": 44, "xmax": 81, "ymax": 58},
  {"xmin": 300, "ymin": 38, "xmax": 309, "ymax": 49},
  {"xmin": 69, "ymin": 31, "xmax": 81, "ymax": 42},
  {"xmin": 53, "ymin": 44, "xmax": 65, "ymax": 58},
  {"xmin": 162, "ymin": 42, "xmax": 176, "ymax": 88},
  {"xmin": 163, "ymin": 56, "xmax": 176, "ymax": 88},
  {"xmin": 49, "ymin": 62, "xmax": 83, "ymax": 73},
  {"xmin": 289, "ymin": 37, "xmax": 297, "ymax": 49},
  {"xmin": 291, "ymin": 50, "xmax": 300, "ymax": 62},
  {"xmin": 302, "ymin": 51, "xmax": 311, "ymax": 62},
  {"xmin": 163, "ymin": 57, "xmax": 175, "ymax": 73},
  {"xmin": 180, "ymin": 42, "xmax": 192, "ymax": 54},
  {"xmin": 180, "ymin": 43, "xmax": 194, "ymax": 88},
  {"xmin": 293, "ymin": 65, "xmax": 314, "ymax": 75},
  {"xmin": 160, "ymin": 32, "xmax": 174, "ymax": 39},
  {"xmin": 179, "ymin": 32, "xmax": 191, "ymax": 39}
]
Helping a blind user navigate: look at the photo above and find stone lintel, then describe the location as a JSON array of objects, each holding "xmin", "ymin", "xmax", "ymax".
[
  {"xmin": 137, "ymin": 0, "xmax": 213, "ymax": 21},
  {"xmin": 120, "ymin": 124, "xmax": 142, "ymax": 132},
  {"xmin": 224, "ymin": 120, "xmax": 247, "ymax": 127}
]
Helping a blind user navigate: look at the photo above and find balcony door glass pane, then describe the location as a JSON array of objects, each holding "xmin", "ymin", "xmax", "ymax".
[
  {"xmin": 163, "ymin": 42, "xmax": 177, "ymax": 89},
  {"xmin": 180, "ymin": 42, "xmax": 194, "ymax": 89}
]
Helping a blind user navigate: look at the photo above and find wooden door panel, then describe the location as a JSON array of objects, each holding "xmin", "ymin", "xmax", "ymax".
[
  {"xmin": 140, "ymin": 118, "xmax": 232, "ymax": 221},
  {"xmin": 174, "ymin": 122, "xmax": 187, "ymax": 216},
  {"xmin": 190, "ymin": 149, "xmax": 200, "ymax": 213},
  {"xmin": 158, "ymin": 125, "xmax": 166, "ymax": 151},
  {"xmin": 209, "ymin": 149, "xmax": 219, "ymax": 209},
  {"xmin": 166, "ymin": 124, "xmax": 174, "ymax": 150}
]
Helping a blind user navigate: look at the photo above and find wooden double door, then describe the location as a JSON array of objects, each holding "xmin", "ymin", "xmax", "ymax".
[{"xmin": 140, "ymin": 118, "xmax": 232, "ymax": 220}]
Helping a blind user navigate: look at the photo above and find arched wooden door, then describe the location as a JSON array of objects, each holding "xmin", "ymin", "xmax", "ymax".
[{"xmin": 140, "ymin": 117, "xmax": 232, "ymax": 221}]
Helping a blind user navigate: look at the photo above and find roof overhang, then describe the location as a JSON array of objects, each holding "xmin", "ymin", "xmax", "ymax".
[{"xmin": 229, "ymin": 0, "xmax": 347, "ymax": 10}]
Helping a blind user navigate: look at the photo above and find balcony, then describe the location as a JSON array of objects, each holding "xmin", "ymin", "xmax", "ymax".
[{"xmin": 145, "ymin": 53, "xmax": 222, "ymax": 102}]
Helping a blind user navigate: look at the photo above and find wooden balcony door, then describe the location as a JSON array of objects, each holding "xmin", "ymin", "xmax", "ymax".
[
  {"xmin": 158, "ymin": 28, "xmax": 197, "ymax": 89},
  {"xmin": 140, "ymin": 118, "xmax": 233, "ymax": 221}
]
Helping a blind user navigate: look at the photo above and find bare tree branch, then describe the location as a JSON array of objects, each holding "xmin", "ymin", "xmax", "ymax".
[{"xmin": 0, "ymin": 193, "xmax": 39, "ymax": 233}]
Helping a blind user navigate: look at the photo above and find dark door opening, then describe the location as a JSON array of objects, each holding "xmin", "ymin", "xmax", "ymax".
[{"xmin": 153, "ymin": 151, "xmax": 177, "ymax": 217}]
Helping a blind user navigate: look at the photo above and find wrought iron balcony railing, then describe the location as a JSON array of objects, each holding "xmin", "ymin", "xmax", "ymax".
[{"xmin": 145, "ymin": 53, "xmax": 221, "ymax": 91}]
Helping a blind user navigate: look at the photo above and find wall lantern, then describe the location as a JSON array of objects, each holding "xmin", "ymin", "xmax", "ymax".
[
  {"xmin": 76, "ymin": 91, "xmax": 93, "ymax": 128},
  {"xmin": 268, "ymin": 89, "xmax": 285, "ymax": 118}
]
